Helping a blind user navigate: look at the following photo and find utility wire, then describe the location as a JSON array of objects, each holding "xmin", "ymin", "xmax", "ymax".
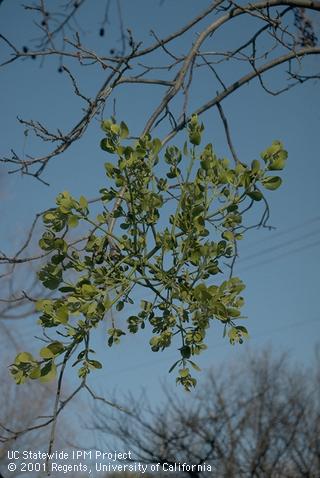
[
  {"xmin": 110, "ymin": 219, "xmax": 320, "ymax": 376},
  {"xmin": 243, "ymin": 215, "xmax": 320, "ymax": 249},
  {"xmin": 239, "ymin": 227, "xmax": 320, "ymax": 263},
  {"xmin": 239, "ymin": 238, "xmax": 320, "ymax": 272},
  {"xmin": 113, "ymin": 316, "xmax": 319, "ymax": 376}
]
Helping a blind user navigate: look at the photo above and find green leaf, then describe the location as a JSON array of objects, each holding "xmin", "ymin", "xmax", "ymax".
[
  {"xmin": 110, "ymin": 123, "xmax": 120, "ymax": 134},
  {"xmin": 40, "ymin": 347, "xmax": 55, "ymax": 359},
  {"xmin": 119, "ymin": 121, "xmax": 129, "ymax": 139},
  {"xmin": 39, "ymin": 362, "xmax": 57, "ymax": 383},
  {"xmin": 251, "ymin": 159, "xmax": 260, "ymax": 173},
  {"xmin": 101, "ymin": 119, "xmax": 112, "ymax": 132},
  {"xmin": 59, "ymin": 286, "xmax": 75, "ymax": 293},
  {"xmin": 222, "ymin": 231, "xmax": 234, "ymax": 241},
  {"xmin": 189, "ymin": 131, "xmax": 201, "ymax": 146},
  {"xmin": 49, "ymin": 341, "xmax": 64, "ymax": 354},
  {"xmin": 29, "ymin": 367, "xmax": 41, "ymax": 380},
  {"xmin": 248, "ymin": 190, "xmax": 263, "ymax": 201},
  {"xmin": 88, "ymin": 360, "xmax": 102, "ymax": 369},
  {"xmin": 55, "ymin": 306, "xmax": 69, "ymax": 324},
  {"xmin": 188, "ymin": 360, "xmax": 201, "ymax": 372},
  {"xmin": 68, "ymin": 215, "xmax": 79, "ymax": 228},
  {"xmin": 104, "ymin": 162, "xmax": 115, "ymax": 175},
  {"xmin": 16, "ymin": 352, "xmax": 34, "ymax": 364},
  {"xmin": 116, "ymin": 300, "xmax": 124, "ymax": 311},
  {"xmin": 236, "ymin": 325, "xmax": 248, "ymax": 332},
  {"xmin": 43, "ymin": 212, "xmax": 56, "ymax": 223},
  {"xmin": 262, "ymin": 176, "xmax": 282, "ymax": 190},
  {"xmin": 35, "ymin": 299, "xmax": 53, "ymax": 312},
  {"xmin": 179, "ymin": 367, "xmax": 190, "ymax": 378},
  {"xmin": 152, "ymin": 138, "xmax": 162, "ymax": 154},
  {"xmin": 108, "ymin": 336, "xmax": 114, "ymax": 347},
  {"xmin": 81, "ymin": 284, "xmax": 97, "ymax": 298},
  {"xmin": 40, "ymin": 342, "xmax": 64, "ymax": 360},
  {"xmin": 180, "ymin": 345, "xmax": 191, "ymax": 359},
  {"xmin": 141, "ymin": 300, "xmax": 152, "ymax": 312},
  {"xmin": 101, "ymin": 138, "xmax": 115, "ymax": 153},
  {"xmin": 269, "ymin": 150, "xmax": 288, "ymax": 170},
  {"xmin": 79, "ymin": 195, "xmax": 88, "ymax": 210},
  {"xmin": 193, "ymin": 283, "xmax": 212, "ymax": 301}
]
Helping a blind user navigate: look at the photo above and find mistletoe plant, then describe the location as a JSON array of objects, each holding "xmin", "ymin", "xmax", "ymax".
[{"xmin": 10, "ymin": 116, "xmax": 287, "ymax": 391}]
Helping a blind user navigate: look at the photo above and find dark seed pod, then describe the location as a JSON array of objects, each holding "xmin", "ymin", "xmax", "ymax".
[
  {"xmin": 99, "ymin": 28, "xmax": 105, "ymax": 37},
  {"xmin": 22, "ymin": 46, "xmax": 29, "ymax": 53}
]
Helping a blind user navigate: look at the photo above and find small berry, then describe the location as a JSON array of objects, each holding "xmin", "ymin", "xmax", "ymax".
[
  {"xmin": 99, "ymin": 28, "xmax": 105, "ymax": 37},
  {"xmin": 110, "ymin": 48, "xmax": 115, "ymax": 55},
  {"xmin": 22, "ymin": 46, "xmax": 28, "ymax": 53}
]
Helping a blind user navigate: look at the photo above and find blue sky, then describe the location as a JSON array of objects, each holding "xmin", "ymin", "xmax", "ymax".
[{"xmin": 1, "ymin": 0, "xmax": 320, "ymax": 430}]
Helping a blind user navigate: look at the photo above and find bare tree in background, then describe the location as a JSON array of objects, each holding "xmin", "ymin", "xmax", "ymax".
[
  {"xmin": 94, "ymin": 350, "xmax": 320, "ymax": 478},
  {"xmin": 0, "ymin": 0, "xmax": 319, "ymax": 460},
  {"xmin": 0, "ymin": 371, "xmax": 75, "ymax": 478},
  {"xmin": 0, "ymin": 1, "xmax": 319, "ymax": 179}
]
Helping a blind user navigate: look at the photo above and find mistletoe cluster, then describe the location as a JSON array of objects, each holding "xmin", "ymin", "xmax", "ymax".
[{"xmin": 10, "ymin": 117, "xmax": 287, "ymax": 391}]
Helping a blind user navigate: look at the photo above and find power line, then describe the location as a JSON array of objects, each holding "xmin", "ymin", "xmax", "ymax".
[
  {"xmin": 112, "ymin": 316, "xmax": 319, "ymax": 376},
  {"xmin": 243, "ymin": 215, "xmax": 320, "ymax": 249},
  {"xmin": 239, "ymin": 227, "xmax": 320, "ymax": 263},
  {"xmin": 254, "ymin": 316, "xmax": 319, "ymax": 338},
  {"xmin": 239, "ymin": 238, "xmax": 320, "ymax": 272},
  {"xmin": 108, "ymin": 220, "xmax": 320, "ymax": 376}
]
